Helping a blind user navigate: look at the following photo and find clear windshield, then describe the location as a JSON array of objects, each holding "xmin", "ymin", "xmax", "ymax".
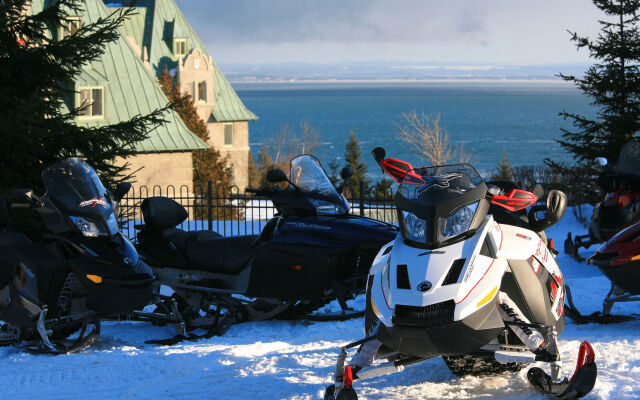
[
  {"xmin": 290, "ymin": 155, "xmax": 349, "ymax": 214},
  {"xmin": 42, "ymin": 158, "xmax": 118, "ymax": 236},
  {"xmin": 398, "ymin": 164, "xmax": 484, "ymax": 205},
  {"xmin": 616, "ymin": 142, "xmax": 640, "ymax": 175}
]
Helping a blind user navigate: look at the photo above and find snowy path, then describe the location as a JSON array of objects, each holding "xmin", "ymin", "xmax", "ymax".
[{"xmin": 1, "ymin": 208, "xmax": 639, "ymax": 399}]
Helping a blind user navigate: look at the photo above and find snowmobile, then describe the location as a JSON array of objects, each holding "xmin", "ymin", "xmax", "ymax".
[
  {"xmin": 324, "ymin": 148, "xmax": 597, "ymax": 400},
  {"xmin": 133, "ymin": 154, "xmax": 398, "ymax": 341},
  {"xmin": 0, "ymin": 158, "xmax": 155, "ymax": 353},
  {"xmin": 564, "ymin": 218, "xmax": 640, "ymax": 320},
  {"xmin": 565, "ymin": 141, "xmax": 640, "ymax": 261}
]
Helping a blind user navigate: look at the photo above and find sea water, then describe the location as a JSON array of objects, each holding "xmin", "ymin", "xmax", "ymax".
[{"xmin": 236, "ymin": 81, "xmax": 596, "ymax": 180}]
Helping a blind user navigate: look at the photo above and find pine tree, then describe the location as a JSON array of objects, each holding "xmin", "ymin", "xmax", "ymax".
[
  {"xmin": 344, "ymin": 129, "xmax": 370, "ymax": 198},
  {"xmin": 372, "ymin": 177, "xmax": 394, "ymax": 200},
  {"xmin": 493, "ymin": 151, "xmax": 514, "ymax": 181},
  {"xmin": 157, "ymin": 67, "xmax": 232, "ymax": 193},
  {"xmin": 0, "ymin": 0, "xmax": 168, "ymax": 194},
  {"xmin": 548, "ymin": 0, "xmax": 640, "ymax": 173}
]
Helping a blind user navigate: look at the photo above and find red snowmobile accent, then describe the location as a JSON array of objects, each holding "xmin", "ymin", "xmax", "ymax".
[
  {"xmin": 571, "ymin": 341, "xmax": 595, "ymax": 381},
  {"xmin": 377, "ymin": 157, "xmax": 423, "ymax": 184},
  {"xmin": 490, "ymin": 189, "xmax": 537, "ymax": 212},
  {"xmin": 343, "ymin": 366, "xmax": 354, "ymax": 389}
]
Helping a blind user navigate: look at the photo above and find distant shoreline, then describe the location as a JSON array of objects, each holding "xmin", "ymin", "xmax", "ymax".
[{"xmin": 230, "ymin": 78, "xmax": 573, "ymax": 85}]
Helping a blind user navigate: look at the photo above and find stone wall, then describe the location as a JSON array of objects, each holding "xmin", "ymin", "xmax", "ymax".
[
  {"xmin": 208, "ymin": 120, "xmax": 250, "ymax": 190},
  {"xmin": 116, "ymin": 151, "xmax": 193, "ymax": 192}
]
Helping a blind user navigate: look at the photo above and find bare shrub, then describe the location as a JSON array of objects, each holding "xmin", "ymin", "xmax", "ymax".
[{"xmin": 396, "ymin": 112, "xmax": 469, "ymax": 165}]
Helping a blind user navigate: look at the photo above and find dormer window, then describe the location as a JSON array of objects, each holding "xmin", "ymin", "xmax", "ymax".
[
  {"xmin": 197, "ymin": 81, "xmax": 207, "ymax": 102},
  {"xmin": 58, "ymin": 17, "xmax": 82, "ymax": 40},
  {"xmin": 174, "ymin": 38, "xmax": 187, "ymax": 56},
  {"xmin": 78, "ymin": 86, "xmax": 104, "ymax": 119}
]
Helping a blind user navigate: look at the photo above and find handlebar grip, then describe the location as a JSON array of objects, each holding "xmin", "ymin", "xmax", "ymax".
[{"xmin": 10, "ymin": 203, "xmax": 30, "ymax": 209}]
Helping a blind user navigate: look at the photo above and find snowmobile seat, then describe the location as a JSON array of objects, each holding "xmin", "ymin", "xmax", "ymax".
[
  {"xmin": 141, "ymin": 196, "xmax": 188, "ymax": 231},
  {"xmin": 0, "ymin": 195, "xmax": 31, "ymax": 247},
  {"xmin": 184, "ymin": 234, "xmax": 259, "ymax": 274}
]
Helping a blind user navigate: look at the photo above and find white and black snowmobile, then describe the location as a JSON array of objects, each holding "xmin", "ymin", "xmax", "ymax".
[{"xmin": 324, "ymin": 148, "xmax": 597, "ymax": 400}]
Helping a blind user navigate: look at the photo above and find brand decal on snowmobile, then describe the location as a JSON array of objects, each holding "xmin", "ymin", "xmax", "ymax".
[
  {"xmin": 535, "ymin": 240, "xmax": 549, "ymax": 263},
  {"xmin": 417, "ymin": 281, "xmax": 432, "ymax": 292},
  {"xmin": 79, "ymin": 197, "xmax": 108, "ymax": 208},
  {"xmin": 463, "ymin": 255, "xmax": 476, "ymax": 282},
  {"xmin": 416, "ymin": 173, "xmax": 462, "ymax": 195},
  {"xmin": 287, "ymin": 222, "xmax": 332, "ymax": 231}
]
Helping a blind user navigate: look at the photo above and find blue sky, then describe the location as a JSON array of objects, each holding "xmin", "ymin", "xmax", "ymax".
[{"xmin": 174, "ymin": 0, "xmax": 603, "ymax": 65}]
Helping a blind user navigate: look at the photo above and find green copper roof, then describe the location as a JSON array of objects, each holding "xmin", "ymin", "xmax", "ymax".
[
  {"xmin": 107, "ymin": 0, "xmax": 258, "ymax": 122},
  {"xmin": 32, "ymin": 0, "xmax": 209, "ymax": 153}
]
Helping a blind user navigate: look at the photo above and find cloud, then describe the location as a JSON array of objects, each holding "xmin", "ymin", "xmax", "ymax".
[
  {"xmin": 173, "ymin": 0, "xmax": 603, "ymax": 64},
  {"xmin": 175, "ymin": 0, "xmax": 489, "ymax": 45}
]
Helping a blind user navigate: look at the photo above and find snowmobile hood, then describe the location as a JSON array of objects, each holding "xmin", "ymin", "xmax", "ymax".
[{"xmin": 589, "ymin": 219, "xmax": 640, "ymax": 266}]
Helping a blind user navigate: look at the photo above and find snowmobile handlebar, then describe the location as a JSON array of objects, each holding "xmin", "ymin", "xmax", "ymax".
[{"xmin": 245, "ymin": 186, "xmax": 282, "ymax": 197}]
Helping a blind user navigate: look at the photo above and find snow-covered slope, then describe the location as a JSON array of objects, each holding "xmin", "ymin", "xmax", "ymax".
[{"xmin": 0, "ymin": 208, "xmax": 638, "ymax": 400}]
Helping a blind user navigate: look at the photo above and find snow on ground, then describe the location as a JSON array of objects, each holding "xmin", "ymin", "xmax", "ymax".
[{"xmin": 1, "ymin": 206, "xmax": 640, "ymax": 399}]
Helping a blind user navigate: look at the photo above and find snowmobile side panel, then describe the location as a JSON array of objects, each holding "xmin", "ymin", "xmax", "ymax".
[{"xmin": 245, "ymin": 242, "xmax": 361, "ymax": 300}]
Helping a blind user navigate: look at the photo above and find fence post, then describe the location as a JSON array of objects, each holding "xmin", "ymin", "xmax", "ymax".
[
  {"xmin": 207, "ymin": 180, "xmax": 213, "ymax": 231},
  {"xmin": 359, "ymin": 180, "xmax": 365, "ymax": 216}
]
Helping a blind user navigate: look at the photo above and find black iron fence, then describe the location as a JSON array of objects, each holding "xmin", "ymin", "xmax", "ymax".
[{"xmin": 118, "ymin": 181, "xmax": 397, "ymax": 240}]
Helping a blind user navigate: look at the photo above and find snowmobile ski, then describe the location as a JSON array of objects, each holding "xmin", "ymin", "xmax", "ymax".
[
  {"xmin": 527, "ymin": 341, "xmax": 597, "ymax": 400},
  {"xmin": 564, "ymin": 285, "xmax": 637, "ymax": 324}
]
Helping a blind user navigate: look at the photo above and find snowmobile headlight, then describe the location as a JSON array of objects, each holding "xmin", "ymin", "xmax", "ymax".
[
  {"xmin": 438, "ymin": 201, "xmax": 479, "ymax": 242},
  {"xmin": 402, "ymin": 211, "xmax": 426, "ymax": 242},
  {"xmin": 69, "ymin": 215, "xmax": 106, "ymax": 237}
]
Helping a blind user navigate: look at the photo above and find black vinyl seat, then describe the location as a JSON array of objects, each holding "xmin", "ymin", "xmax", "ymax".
[{"xmin": 140, "ymin": 196, "xmax": 258, "ymax": 275}]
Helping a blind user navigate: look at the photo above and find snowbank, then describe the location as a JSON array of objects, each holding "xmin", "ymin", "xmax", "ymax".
[{"xmin": 0, "ymin": 207, "xmax": 637, "ymax": 399}]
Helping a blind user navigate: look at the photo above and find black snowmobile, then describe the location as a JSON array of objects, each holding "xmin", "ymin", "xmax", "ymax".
[
  {"xmin": 565, "ymin": 141, "xmax": 640, "ymax": 261},
  {"xmin": 0, "ymin": 158, "xmax": 155, "ymax": 353},
  {"xmin": 133, "ymin": 154, "xmax": 398, "ymax": 341},
  {"xmin": 324, "ymin": 148, "xmax": 597, "ymax": 400}
]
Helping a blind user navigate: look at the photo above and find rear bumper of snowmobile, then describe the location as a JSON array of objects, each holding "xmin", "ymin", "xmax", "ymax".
[{"xmin": 377, "ymin": 297, "xmax": 505, "ymax": 359}]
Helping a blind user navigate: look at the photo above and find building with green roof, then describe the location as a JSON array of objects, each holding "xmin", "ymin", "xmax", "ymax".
[
  {"xmin": 31, "ymin": 0, "xmax": 257, "ymax": 190},
  {"xmin": 104, "ymin": 0, "xmax": 258, "ymax": 189}
]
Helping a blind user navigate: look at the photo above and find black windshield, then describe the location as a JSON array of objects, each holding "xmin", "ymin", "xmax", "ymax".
[
  {"xmin": 616, "ymin": 142, "xmax": 640, "ymax": 175},
  {"xmin": 42, "ymin": 158, "xmax": 118, "ymax": 234},
  {"xmin": 398, "ymin": 164, "xmax": 484, "ymax": 206}
]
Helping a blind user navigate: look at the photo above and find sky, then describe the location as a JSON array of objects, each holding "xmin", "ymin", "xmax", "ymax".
[{"xmin": 174, "ymin": 0, "xmax": 604, "ymax": 66}]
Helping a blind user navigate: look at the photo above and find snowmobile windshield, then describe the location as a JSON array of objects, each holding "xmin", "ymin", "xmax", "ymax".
[
  {"xmin": 42, "ymin": 158, "xmax": 119, "ymax": 237},
  {"xmin": 396, "ymin": 164, "xmax": 487, "ymax": 247},
  {"xmin": 289, "ymin": 155, "xmax": 350, "ymax": 215},
  {"xmin": 615, "ymin": 142, "xmax": 640, "ymax": 175}
]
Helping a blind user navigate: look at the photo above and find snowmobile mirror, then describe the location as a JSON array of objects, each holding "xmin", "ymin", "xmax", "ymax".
[
  {"xmin": 532, "ymin": 185, "xmax": 544, "ymax": 199},
  {"xmin": 340, "ymin": 166, "xmax": 353, "ymax": 180},
  {"xmin": 596, "ymin": 157, "xmax": 608, "ymax": 167},
  {"xmin": 113, "ymin": 182, "xmax": 131, "ymax": 203},
  {"xmin": 372, "ymin": 147, "xmax": 386, "ymax": 162},
  {"xmin": 266, "ymin": 169, "xmax": 288, "ymax": 183}
]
